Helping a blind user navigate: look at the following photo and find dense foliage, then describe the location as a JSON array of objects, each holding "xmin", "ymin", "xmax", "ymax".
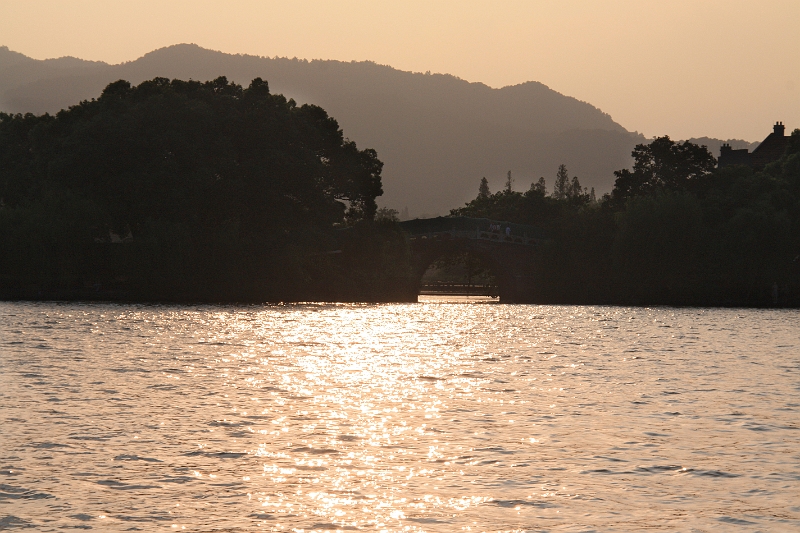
[
  {"xmin": 0, "ymin": 77, "xmax": 409, "ymax": 301},
  {"xmin": 452, "ymin": 134, "xmax": 800, "ymax": 306},
  {"xmin": 2, "ymin": 77, "xmax": 798, "ymax": 306},
  {"xmin": 609, "ymin": 136, "xmax": 717, "ymax": 206}
]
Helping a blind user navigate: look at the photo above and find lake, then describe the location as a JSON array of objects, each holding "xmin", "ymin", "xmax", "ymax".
[{"xmin": 1, "ymin": 300, "xmax": 799, "ymax": 531}]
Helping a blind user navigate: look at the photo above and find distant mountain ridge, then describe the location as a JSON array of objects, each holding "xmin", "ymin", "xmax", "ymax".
[
  {"xmin": 0, "ymin": 44, "xmax": 749, "ymax": 215},
  {"xmin": 686, "ymin": 136, "xmax": 760, "ymax": 156}
]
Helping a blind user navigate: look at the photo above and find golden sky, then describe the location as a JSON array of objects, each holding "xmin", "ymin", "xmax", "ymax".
[{"xmin": 2, "ymin": 0, "xmax": 798, "ymax": 141}]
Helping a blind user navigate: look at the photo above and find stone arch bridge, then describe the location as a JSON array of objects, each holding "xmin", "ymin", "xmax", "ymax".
[{"xmin": 398, "ymin": 217, "xmax": 547, "ymax": 303}]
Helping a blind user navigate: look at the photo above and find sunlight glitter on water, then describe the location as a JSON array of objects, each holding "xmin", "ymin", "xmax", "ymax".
[{"xmin": 2, "ymin": 302, "xmax": 799, "ymax": 532}]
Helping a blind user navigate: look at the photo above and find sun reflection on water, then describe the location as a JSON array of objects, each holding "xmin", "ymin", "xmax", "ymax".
[
  {"xmin": 2, "ymin": 302, "xmax": 799, "ymax": 531},
  {"xmin": 207, "ymin": 303, "xmax": 539, "ymax": 530}
]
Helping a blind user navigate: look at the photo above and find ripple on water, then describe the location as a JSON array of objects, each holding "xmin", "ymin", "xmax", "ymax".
[{"xmin": 1, "ymin": 302, "xmax": 799, "ymax": 532}]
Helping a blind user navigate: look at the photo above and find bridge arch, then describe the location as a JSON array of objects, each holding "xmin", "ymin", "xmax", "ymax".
[
  {"xmin": 399, "ymin": 217, "xmax": 546, "ymax": 303},
  {"xmin": 414, "ymin": 240, "xmax": 505, "ymax": 298}
]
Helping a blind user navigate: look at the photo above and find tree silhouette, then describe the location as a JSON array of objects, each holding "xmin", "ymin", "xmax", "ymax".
[
  {"xmin": 569, "ymin": 176, "xmax": 583, "ymax": 200},
  {"xmin": 553, "ymin": 164, "xmax": 570, "ymax": 200},
  {"xmin": 478, "ymin": 177, "xmax": 491, "ymax": 198},
  {"xmin": 0, "ymin": 76, "xmax": 404, "ymax": 301},
  {"xmin": 376, "ymin": 207, "xmax": 400, "ymax": 222},
  {"xmin": 505, "ymin": 170, "xmax": 514, "ymax": 193},
  {"xmin": 611, "ymin": 136, "xmax": 716, "ymax": 205},
  {"xmin": 531, "ymin": 177, "xmax": 547, "ymax": 196}
]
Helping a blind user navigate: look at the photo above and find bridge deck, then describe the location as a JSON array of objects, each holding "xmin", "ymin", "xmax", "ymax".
[
  {"xmin": 419, "ymin": 282, "xmax": 498, "ymax": 296},
  {"xmin": 399, "ymin": 216, "xmax": 546, "ymax": 246},
  {"xmin": 409, "ymin": 230, "xmax": 540, "ymax": 246}
]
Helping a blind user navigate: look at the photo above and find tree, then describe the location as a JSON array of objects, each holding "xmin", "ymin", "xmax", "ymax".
[
  {"xmin": 376, "ymin": 207, "xmax": 399, "ymax": 222},
  {"xmin": 530, "ymin": 177, "xmax": 547, "ymax": 196},
  {"xmin": 611, "ymin": 136, "xmax": 716, "ymax": 205},
  {"xmin": 478, "ymin": 177, "xmax": 490, "ymax": 198},
  {"xmin": 0, "ymin": 76, "xmax": 385, "ymax": 230},
  {"xmin": 612, "ymin": 192, "xmax": 705, "ymax": 301},
  {"xmin": 0, "ymin": 76, "xmax": 397, "ymax": 301},
  {"xmin": 553, "ymin": 164, "xmax": 570, "ymax": 200},
  {"xmin": 505, "ymin": 170, "xmax": 514, "ymax": 193},
  {"xmin": 569, "ymin": 176, "xmax": 583, "ymax": 200}
]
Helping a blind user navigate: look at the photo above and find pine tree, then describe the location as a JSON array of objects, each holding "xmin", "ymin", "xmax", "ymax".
[
  {"xmin": 569, "ymin": 176, "xmax": 583, "ymax": 199},
  {"xmin": 530, "ymin": 177, "xmax": 547, "ymax": 195},
  {"xmin": 589, "ymin": 188, "xmax": 597, "ymax": 204},
  {"xmin": 478, "ymin": 177, "xmax": 490, "ymax": 198},
  {"xmin": 553, "ymin": 164, "xmax": 570, "ymax": 200},
  {"xmin": 504, "ymin": 170, "xmax": 514, "ymax": 193}
]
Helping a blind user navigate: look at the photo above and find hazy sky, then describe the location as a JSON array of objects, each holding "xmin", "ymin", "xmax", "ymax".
[{"xmin": 2, "ymin": 0, "xmax": 798, "ymax": 141}]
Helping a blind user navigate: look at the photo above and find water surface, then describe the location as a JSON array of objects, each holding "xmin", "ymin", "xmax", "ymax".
[{"xmin": 2, "ymin": 300, "xmax": 799, "ymax": 531}]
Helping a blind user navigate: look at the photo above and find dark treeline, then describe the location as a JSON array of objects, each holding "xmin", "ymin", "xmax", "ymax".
[
  {"xmin": 0, "ymin": 77, "xmax": 411, "ymax": 301},
  {"xmin": 2, "ymin": 76, "xmax": 798, "ymax": 305},
  {"xmin": 452, "ymin": 133, "xmax": 800, "ymax": 306}
]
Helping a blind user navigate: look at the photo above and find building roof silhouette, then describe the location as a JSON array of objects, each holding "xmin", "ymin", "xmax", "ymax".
[{"xmin": 719, "ymin": 122, "xmax": 789, "ymax": 169}]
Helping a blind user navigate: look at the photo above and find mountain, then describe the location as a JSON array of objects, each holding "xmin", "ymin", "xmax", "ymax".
[
  {"xmin": 0, "ymin": 44, "xmax": 714, "ymax": 215},
  {"xmin": 686, "ymin": 137, "xmax": 760, "ymax": 156}
]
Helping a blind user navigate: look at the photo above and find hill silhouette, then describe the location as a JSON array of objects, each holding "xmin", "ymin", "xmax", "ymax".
[{"xmin": 0, "ymin": 44, "xmax": 751, "ymax": 215}]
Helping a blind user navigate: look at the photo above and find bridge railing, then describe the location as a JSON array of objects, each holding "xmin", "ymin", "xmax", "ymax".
[
  {"xmin": 407, "ymin": 229, "xmax": 541, "ymax": 246},
  {"xmin": 399, "ymin": 216, "xmax": 546, "ymax": 246},
  {"xmin": 419, "ymin": 282, "xmax": 499, "ymax": 297}
]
